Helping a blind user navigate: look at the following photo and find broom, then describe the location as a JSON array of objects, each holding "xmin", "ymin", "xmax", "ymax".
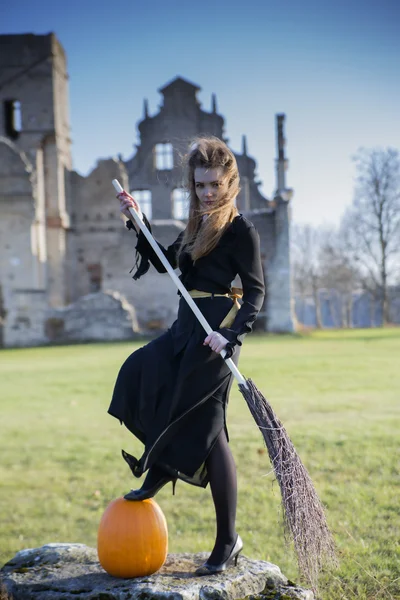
[{"xmin": 112, "ymin": 179, "xmax": 337, "ymax": 587}]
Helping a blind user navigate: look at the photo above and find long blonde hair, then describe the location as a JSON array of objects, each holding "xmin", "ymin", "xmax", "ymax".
[{"xmin": 179, "ymin": 136, "xmax": 240, "ymax": 261}]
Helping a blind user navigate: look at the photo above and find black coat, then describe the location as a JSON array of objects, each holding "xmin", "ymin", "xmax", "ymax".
[{"xmin": 108, "ymin": 214, "xmax": 265, "ymax": 488}]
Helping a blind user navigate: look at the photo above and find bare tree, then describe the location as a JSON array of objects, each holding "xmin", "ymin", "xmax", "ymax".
[
  {"xmin": 341, "ymin": 148, "xmax": 400, "ymax": 324},
  {"xmin": 318, "ymin": 230, "xmax": 360, "ymax": 327},
  {"xmin": 291, "ymin": 224, "xmax": 323, "ymax": 328}
]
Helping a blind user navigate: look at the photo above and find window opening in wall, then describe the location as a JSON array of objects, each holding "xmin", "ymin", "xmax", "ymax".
[
  {"xmin": 131, "ymin": 189, "xmax": 152, "ymax": 220},
  {"xmin": 154, "ymin": 143, "xmax": 173, "ymax": 170},
  {"xmin": 172, "ymin": 188, "xmax": 188, "ymax": 220},
  {"xmin": 87, "ymin": 263, "xmax": 102, "ymax": 293},
  {"xmin": 4, "ymin": 99, "xmax": 22, "ymax": 139}
]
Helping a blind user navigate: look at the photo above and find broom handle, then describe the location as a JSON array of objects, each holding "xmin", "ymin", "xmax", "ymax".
[{"xmin": 112, "ymin": 179, "xmax": 247, "ymax": 387}]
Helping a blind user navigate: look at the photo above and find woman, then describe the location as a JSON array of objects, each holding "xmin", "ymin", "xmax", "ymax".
[{"xmin": 109, "ymin": 137, "xmax": 265, "ymax": 574}]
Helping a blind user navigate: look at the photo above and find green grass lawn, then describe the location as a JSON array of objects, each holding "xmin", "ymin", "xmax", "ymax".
[{"xmin": 1, "ymin": 328, "xmax": 399, "ymax": 599}]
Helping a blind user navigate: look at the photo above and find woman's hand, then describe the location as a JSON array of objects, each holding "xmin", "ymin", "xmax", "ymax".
[
  {"xmin": 203, "ymin": 331, "xmax": 229, "ymax": 354},
  {"xmin": 117, "ymin": 190, "xmax": 143, "ymax": 221}
]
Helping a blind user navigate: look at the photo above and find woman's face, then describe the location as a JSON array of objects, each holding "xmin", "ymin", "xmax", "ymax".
[{"xmin": 194, "ymin": 167, "xmax": 227, "ymax": 210}]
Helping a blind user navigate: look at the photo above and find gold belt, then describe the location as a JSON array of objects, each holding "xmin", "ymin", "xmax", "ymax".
[{"xmin": 188, "ymin": 288, "xmax": 242, "ymax": 329}]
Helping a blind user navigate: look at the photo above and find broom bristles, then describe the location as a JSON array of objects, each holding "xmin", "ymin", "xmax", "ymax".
[{"xmin": 239, "ymin": 378, "xmax": 338, "ymax": 589}]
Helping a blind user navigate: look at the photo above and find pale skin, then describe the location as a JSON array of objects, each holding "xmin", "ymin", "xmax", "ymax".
[{"xmin": 117, "ymin": 167, "xmax": 230, "ymax": 354}]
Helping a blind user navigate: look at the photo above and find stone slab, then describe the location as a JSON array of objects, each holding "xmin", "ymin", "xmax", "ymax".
[{"xmin": 1, "ymin": 543, "xmax": 314, "ymax": 600}]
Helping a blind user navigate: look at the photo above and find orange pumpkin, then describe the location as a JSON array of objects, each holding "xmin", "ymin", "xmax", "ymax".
[{"xmin": 97, "ymin": 497, "xmax": 168, "ymax": 578}]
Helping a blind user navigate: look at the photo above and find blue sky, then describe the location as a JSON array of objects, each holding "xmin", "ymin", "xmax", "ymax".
[{"xmin": 2, "ymin": 0, "xmax": 399, "ymax": 226}]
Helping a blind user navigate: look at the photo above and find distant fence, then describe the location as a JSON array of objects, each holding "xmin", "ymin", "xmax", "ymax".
[{"xmin": 294, "ymin": 288, "xmax": 400, "ymax": 328}]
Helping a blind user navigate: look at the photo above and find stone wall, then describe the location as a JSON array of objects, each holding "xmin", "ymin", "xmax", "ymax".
[
  {"xmin": 3, "ymin": 290, "xmax": 140, "ymax": 348},
  {"xmin": 67, "ymin": 159, "xmax": 184, "ymax": 331},
  {"xmin": 264, "ymin": 198, "xmax": 295, "ymax": 332},
  {"xmin": 0, "ymin": 33, "xmax": 72, "ymax": 312},
  {"xmin": 45, "ymin": 291, "xmax": 139, "ymax": 343},
  {"xmin": 0, "ymin": 34, "xmax": 56, "ymax": 162},
  {"xmin": 249, "ymin": 208, "xmax": 295, "ymax": 331},
  {"xmin": 0, "ymin": 139, "xmax": 38, "ymax": 292},
  {"xmin": 3, "ymin": 289, "xmax": 47, "ymax": 347},
  {"xmin": 101, "ymin": 220, "xmax": 185, "ymax": 331},
  {"xmin": 0, "ymin": 138, "xmax": 48, "ymax": 347},
  {"xmin": 67, "ymin": 158, "xmax": 129, "ymax": 304}
]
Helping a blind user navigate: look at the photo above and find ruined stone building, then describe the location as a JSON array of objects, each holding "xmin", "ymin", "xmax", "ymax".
[{"xmin": 0, "ymin": 33, "xmax": 294, "ymax": 348}]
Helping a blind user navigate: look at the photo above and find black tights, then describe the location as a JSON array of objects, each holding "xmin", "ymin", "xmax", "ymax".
[
  {"xmin": 141, "ymin": 430, "xmax": 237, "ymax": 565},
  {"xmin": 205, "ymin": 429, "xmax": 237, "ymax": 565}
]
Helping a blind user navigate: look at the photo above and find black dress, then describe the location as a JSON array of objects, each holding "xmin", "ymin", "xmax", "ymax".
[{"xmin": 108, "ymin": 214, "xmax": 265, "ymax": 488}]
